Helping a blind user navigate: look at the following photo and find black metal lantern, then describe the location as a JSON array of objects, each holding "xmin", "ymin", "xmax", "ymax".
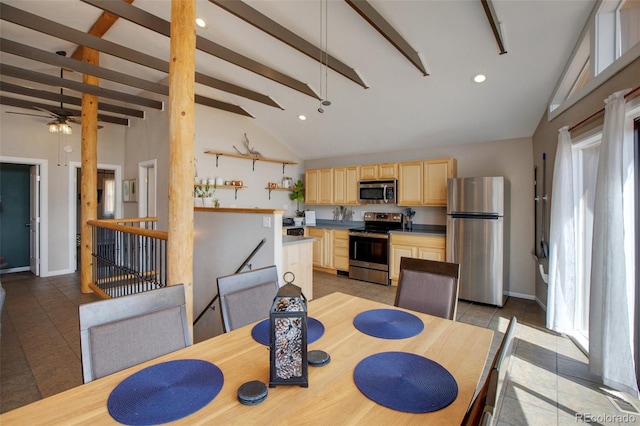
[{"xmin": 269, "ymin": 283, "xmax": 308, "ymax": 388}]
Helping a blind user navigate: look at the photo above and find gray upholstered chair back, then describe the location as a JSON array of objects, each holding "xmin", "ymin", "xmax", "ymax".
[
  {"xmin": 217, "ymin": 265, "xmax": 280, "ymax": 332},
  {"xmin": 79, "ymin": 284, "xmax": 190, "ymax": 383},
  {"xmin": 394, "ymin": 257, "xmax": 460, "ymax": 320},
  {"xmin": 461, "ymin": 316, "xmax": 517, "ymax": 425}
]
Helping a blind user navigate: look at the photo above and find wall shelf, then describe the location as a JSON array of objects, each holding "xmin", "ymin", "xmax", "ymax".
[
  {"xmin": 266, "ymin": 186, "xmax": 291, "ymax": 200},
  {"xmin": 195, "ymin": 183, "xmax": 246, "ymax": 200},
  {"xmin": 204, "ymin": 150, "xmax": 297, "ymax": 173}
]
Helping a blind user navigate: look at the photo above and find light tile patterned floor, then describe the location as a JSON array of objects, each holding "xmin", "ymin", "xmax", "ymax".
[{"xmin": 1, "ymin": 270, "xmax": 639, "ymax": 425}]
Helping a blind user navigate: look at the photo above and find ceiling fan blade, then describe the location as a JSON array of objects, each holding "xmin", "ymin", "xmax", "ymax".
[
  {"xmin": 5, "ymin": 111, "xmax": 51, "ymax": 118},
  {"xmin": 33, "ymin": 106, "xmax": 59, "ymax": 118}
]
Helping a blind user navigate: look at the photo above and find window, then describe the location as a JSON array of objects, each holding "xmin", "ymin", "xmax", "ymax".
[
  {"xmin": 572, "ymin": 133, "xmax": 601, "ymax": 349},
  {"xmin": 103, "ymin": 179, "xmax": 115, "ymax": 218},
  {"xmin": 549, "ymin": 0, "xmax": 640, "ymax": 117}
]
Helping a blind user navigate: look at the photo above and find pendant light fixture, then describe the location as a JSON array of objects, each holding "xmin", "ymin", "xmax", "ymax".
[{"xmin": 318, "ymin": 0, "xmax": 331, "ymax": 113}]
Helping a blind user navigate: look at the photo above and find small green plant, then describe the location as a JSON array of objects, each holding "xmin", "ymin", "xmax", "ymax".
[
  {"xmin": 195, "ymin": 183, "xmax": 216, "ymax": 198},
  {"xmin": 289, "ymin": 179, "xmax": 305, "ymax": 217}
]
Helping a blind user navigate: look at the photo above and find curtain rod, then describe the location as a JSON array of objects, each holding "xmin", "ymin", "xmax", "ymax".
[{"xmin": 568, "ymin": 85, "xmax": 640, "ymax": 132}]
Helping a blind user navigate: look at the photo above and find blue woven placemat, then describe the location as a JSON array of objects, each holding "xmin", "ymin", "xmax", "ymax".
[
  {"xmin": 353, "ymin": 309, "xmax": 424, "ymax": 339},
  {"xmin": 107, "ymin": 359, "xmax": 223, "ymax": 425},
  {"xmin": 251, "ymin": 317, "xmax": 325, "ymax": 346},
  {"xmin": 353, "ymin": 351, "xmax": 458, "ymax": 413}
]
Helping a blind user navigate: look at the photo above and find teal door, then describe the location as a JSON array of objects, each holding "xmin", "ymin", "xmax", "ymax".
[{"xmin": 0, "ymin": 163, "xmax": 31, "ymax": 271}]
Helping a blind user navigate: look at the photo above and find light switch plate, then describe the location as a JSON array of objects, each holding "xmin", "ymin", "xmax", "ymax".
[{"xmin": 262, "ymin": 216, "xmax": 271, "ymax": 228}]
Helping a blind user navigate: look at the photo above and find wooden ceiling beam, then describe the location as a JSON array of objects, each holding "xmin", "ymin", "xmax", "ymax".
[
  {"xmin": 70, "ymin": 0, "xmax": 134, "ymax": 60},
  {"xmin": 0, "ymin": 95, "xmax": 130, "ymax": 126},
  {"xmin": 0, "ymin": 3, "xmax": 280, "ymax": 110},
  {"xmin": 345, "ymin": 0, "xmax": 428, "ymax": 76},
  {"xmin": 480, "ymin": 0, "xmax": 508, "ymax": 55},
  {"xmin": 0, "ymin": 63, "xmax": 164, "ymax": 109},
  {"xmin": 0, "ymin": 37, "xmax": 258, "ymax": 113},
  {"xmin": 0, "ymin": 81, "xmax": 144, "ymax": 117},
  {"xmin": 80, "ymin": 0, "xmax": 319, "ymax": 100},
  {"xmin": 210, "ymin": 0, "xmax": 368, "ymax": 89}
]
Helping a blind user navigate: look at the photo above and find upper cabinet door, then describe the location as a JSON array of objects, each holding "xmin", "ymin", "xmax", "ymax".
[
  {"xmin": 378, "ymin": 163, "xmax": 398, "ymax": 179},
  {"xmin": 305, "ymin": 169, "xmax": 319, "ymax": 205},
  {"xmin": 397, "ymin": 162, "xmax": 423, "ymax": 206},
  {"xmin": 423, "ymin": 159, "xmax": 457, "ymax": 206}
]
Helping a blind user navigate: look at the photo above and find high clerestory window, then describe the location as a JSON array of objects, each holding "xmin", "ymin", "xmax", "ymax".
[{"xmin": 549, "ymin": 0, "xmax": 640, "ymax": 118}]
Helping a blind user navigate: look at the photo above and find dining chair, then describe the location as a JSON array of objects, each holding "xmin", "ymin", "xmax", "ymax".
[
  {"xmin": 461, "ymin": 316, "xmax": 517, "ymax": 425},
  {"xmin": 394, "ymin": 257, "xmax": 460, "ymax": 320},
  {"xmin": 217, "ymin": 265, "xmax": 280, "ymax": 332},
  {"xmin": 79, "ymin": 284, "xmax": 191, "ymax": 383}
]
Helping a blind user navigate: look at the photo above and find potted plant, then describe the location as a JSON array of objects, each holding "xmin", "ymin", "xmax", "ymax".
[
  {"xmin": 289, "ymin": 179, "xmax": 305, "ymax": 225},
  {"xmin": 202, "ymin": 183, "xmax": 216, "ymax": 207}
]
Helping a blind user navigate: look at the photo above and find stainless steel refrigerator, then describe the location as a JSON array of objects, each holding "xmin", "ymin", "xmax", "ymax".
[{"xmin": 446, "ymin": 176, "xmax": 507, "ymax": 307}]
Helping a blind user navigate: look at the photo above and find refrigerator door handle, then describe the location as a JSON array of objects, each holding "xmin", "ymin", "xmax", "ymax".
[{"xmin": 449, "ymin": 213, "xmax": 500, "ymax": 220}]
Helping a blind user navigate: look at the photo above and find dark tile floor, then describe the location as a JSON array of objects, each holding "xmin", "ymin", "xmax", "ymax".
[{"xmin": 1, "ymin": 270, "xmax": 639, "ymax": 425}]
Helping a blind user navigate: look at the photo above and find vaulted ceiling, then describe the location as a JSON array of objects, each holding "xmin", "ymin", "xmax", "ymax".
[{"xmin": 0, "ymin": 0, "xmax": 595, "ymax": 159}]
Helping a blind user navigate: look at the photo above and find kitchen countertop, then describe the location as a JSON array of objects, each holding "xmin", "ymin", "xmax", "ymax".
[
  {"xmin": 282, "ymin": 235, "xmax": 315, "ymax": 246},
  {"xmin": 300, "ymin": 219, "xmax": 446, "ymax": 236}
]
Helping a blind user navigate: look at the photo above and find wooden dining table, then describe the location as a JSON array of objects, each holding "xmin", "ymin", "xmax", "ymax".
[{"xmin": 0, "ymin": 292, "xmax": 493, "ymax": 425}]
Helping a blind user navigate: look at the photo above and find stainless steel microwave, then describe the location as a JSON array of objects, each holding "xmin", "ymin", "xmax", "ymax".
[{"xmin": 358, "ymin": 180, "xmax": 397, "ymax": 204}]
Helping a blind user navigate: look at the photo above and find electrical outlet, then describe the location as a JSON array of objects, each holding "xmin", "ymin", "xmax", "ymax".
[{"xmin": 262, "ymin": 216, "xmax": 271, "ymax": 228}]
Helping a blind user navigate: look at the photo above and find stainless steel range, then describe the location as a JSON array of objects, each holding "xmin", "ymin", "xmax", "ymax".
[{"xmin": 349, "ymin": 212, "xmax": 403, "ymax": 285}]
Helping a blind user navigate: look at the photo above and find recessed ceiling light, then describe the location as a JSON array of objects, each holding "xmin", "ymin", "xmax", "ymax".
[
  {"xmin": 195, "ymin": 17, "xmax": 207, "ymax": 29},
  {"xmin": 473, "ymin": 74, "xmax": 486, "ymax": 83},
  {"xmin": 298, "ymin": 115, "xmax": 307, "ymax": 121}
]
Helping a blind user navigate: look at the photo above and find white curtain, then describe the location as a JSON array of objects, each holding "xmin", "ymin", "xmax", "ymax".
[
  {"xmin": 546, "ymin": 127, "xmax": 578, "ymax": 335},
  {"xmin": 589, "ymin": 90, "xmax": 639, "ymax": 397}
]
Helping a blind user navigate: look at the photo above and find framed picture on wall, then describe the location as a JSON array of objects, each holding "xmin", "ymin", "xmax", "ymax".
[
  {"xmin": 123, "ymin": 179, "xmax": 138, "ymax": 203},
  {"xmin": 129, "ymin": 179, "xmax": 137, "ymax": 202},
  {"xmin": 122, "ymin": 179, "xmax": 131, "ymax": 202}
]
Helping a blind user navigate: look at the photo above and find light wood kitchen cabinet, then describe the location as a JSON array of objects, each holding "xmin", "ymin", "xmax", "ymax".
[
  {"xmin": 305, "ymin": 169, "xmax": 319, "ymax": 204},
  {"xmin": 389, "ymin": 233, "xmax": 446, "ymax": 286},
  {"xmin": 359, "ymin": 163, "xmax": 397, "ymax": 180},
  {"xmin": 397, "ymin": 161, "xmax": 423, "ymax": 205},
  {"xmin": 282, "ymin": 240, "xmax": 313, "ymax": 300},
  {"xmin": 333, "ymin": 166, "xmax": 360, "ymax": 205},
  {"xmin": 423, "ymin": 158, "xmax": 457, "ymax": 206},
  {"xmin": 308, "ymin": 227, "xmax": 334, "ymax": 270},
  {"xmin": 333, "ymin": 229, "xmax": 350, "ymax": 272},
  {"xmin": 305, "ymin": 168, "xmax": 334, "ymax": 205},
  {"xmin": 398, "ymin": 158, "xmax": 457, "ymax": 206}
]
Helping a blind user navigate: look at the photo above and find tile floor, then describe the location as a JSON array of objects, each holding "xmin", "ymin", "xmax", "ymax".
[{"xmin": 2, "ymin": 270, "xmax": 639, "ymax": 425}]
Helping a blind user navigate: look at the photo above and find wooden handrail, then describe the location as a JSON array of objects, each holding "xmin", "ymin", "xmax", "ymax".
[{"xmin": 87, "ymin": 219, "xmax": 167, "ymax": 240}]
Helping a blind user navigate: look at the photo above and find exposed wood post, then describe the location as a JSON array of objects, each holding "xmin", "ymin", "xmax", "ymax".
[
  {"xmin": 168, "ymin": 0, "xmax": 196, "ymax": 337},
  {"xmin": 80, "ymin": 47, "xmax": 100, "ymax": 293}
]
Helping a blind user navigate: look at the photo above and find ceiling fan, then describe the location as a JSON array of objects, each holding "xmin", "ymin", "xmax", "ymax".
[{"xmin": 5, "ymin": 51, "xmax": 101, "ymax": 134}]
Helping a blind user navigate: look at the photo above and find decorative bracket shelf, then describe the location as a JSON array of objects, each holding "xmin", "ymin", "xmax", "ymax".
[
  {"xmin": 195, "ymin": 183, "xmax": 246, "ymax": 200},
  {"xmin": 266, "ymin": 186, "xmax": 291, "ymax": 200},
  {"xmin": 205, "ymin": 150, "xmax": 297, "ymax": 173}
]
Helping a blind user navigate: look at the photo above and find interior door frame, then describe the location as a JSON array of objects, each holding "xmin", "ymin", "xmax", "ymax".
[
  {"xmin": 138, "ymin": 159, "xmax": 157, "ymax": 219},
  {"xmin": 68, "ymin": 162, "xmax": 122, "ymax": 273},
  {"xmin": 0, "ymin": 156, "xmax": 48, "ymax": 276}
]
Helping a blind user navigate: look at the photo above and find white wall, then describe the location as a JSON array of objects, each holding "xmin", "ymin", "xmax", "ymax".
[
  {"xmin": 192, "ymin": 209, "xmax": 283, "ymax": 342},
  {"xmin": 305, "ymin": 137, "xmax": 535, "ymax": 299},
  {"xmin": 0, "ymin": 105, "xmax": 125, "ymax": 275}
]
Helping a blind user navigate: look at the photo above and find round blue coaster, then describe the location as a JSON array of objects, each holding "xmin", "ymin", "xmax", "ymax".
[
  {"xmin": 107, "ymin": 359, "xmax": 223, "ymax": 425},
  {"xmin": 353, "ymin": 309, "xmax": 424, "ymax": 339},
  {"xmin": 353, "ymin": 352, "xmax": 458, "ymax": 413},
  {"xmin": 251, "ymin": 317, "xmax": 325, "ymax": 346}
]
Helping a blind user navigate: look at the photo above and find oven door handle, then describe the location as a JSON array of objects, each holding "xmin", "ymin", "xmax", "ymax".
[{"xmin": 349, "ymin": 232, "xmax": 389, "ymax": 239}]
